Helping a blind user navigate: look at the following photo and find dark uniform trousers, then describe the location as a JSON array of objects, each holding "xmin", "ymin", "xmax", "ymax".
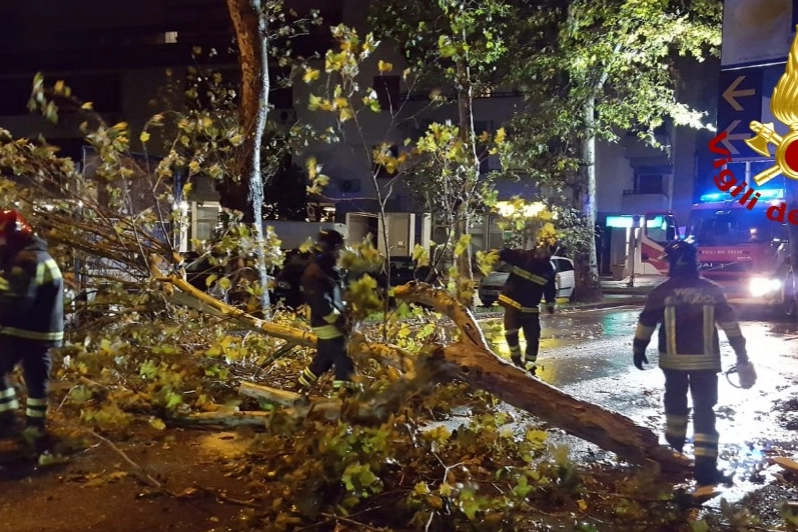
[
  {"xmin": 634, "ymin": 275, "xmax": 744, "ymax": 484},
  {"xmin": 0, "ymin": 337, "xmax": 52, "ymax": 428},
  {"xmin": 663, "ymin": 369, "xmax": 719, "ymax": 473},
  {"xmin": 301, "ymin": 336, "xmax": 354, "ymax": 387},
  {"xmin": 297, "ymin": 258, "xmax": 355, "ymax": 392},
  {"xmin": 504, "ymin": 308, "xmax": 541, "ymax": 366}
]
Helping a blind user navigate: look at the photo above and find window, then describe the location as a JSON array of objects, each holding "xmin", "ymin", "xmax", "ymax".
[
  {"xmin": 645, "ymin": 213, "xmax": 677, "ymax": 244},
  {"xmin": 552, "ymin": 258, "xmax": 574, "ymax": 273},
  {"xmin": 192, "ymin": 203, "xmax": 221, "ymax": 244},
  {"xmin": 373, "ymin": 76, "xmax": 400, "ymax": 111},
  {"xmin": 635, "ymin": 174, "xmax": 664, "ymax": 194},
  {"xmin": 686, "ymin": 210, "xmax": 774, "ymax": 246}
]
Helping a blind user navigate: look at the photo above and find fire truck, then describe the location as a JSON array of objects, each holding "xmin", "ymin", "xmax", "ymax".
[{"xmin": 639, "ymin": 187, "xmax": 797, "ymax": 316}]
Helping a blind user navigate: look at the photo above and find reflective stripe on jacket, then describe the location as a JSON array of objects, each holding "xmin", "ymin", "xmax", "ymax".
[
  {"xmin": 0, "ymin": 236, "xmax": 64, "ymax": 346},
  {"xmin": 497, "ymin": 248, "xmax": 556, "ymax": 314},
  {"xmin": 300, "ymin": 258, "xmax": 346, "ymax": 339},
  {"xmin": 633, "ymin": 275, "xmax": 745, "ymax": 371}
]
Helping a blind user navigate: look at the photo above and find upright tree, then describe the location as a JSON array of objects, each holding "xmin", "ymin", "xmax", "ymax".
[
  {"xmin": 373, "ymin": 0, "xmax": 720, "ymax": 300},
  {"xmin": 370, "ymin": 0, "xmax": 515, "ymax": 286},
  {"xmin": 222, "ymin": 0, "xmax": 322, "ymax": 308},
  {"xmin": 509, "ymin": 0, "xmax": 721, "ymax": 299}
]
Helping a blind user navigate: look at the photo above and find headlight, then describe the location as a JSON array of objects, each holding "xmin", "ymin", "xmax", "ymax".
[{"xmin": 748, "ymin": 277, "xmax": 782, "ymax": 296}]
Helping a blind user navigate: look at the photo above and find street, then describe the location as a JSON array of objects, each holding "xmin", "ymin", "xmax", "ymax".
[{"xmin": 482, "ymin": 304, "xmax": 798, "ymax": 505}]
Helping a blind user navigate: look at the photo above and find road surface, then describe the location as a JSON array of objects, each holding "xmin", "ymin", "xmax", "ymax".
[{"xmin": 481, "ymin": 305, "xmax": 798, "ymax": 504}]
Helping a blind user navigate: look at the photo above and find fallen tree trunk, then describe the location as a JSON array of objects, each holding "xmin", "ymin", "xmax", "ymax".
[
  {"xmin": 175, "ymin": 411, "xmax": 271, "ymax": 427},
  {"xmin": 432, "ymin": 341, "xmax": 685, "ymax": 471},
  {"xmin": 394, "ymin": 282, "xmax": 691, "ymax": 473},
  {"xmin": 152, "ymin": 263, "xmax": 414, "ymax": 373},
  {"xmin": 153, "ymin": 261, "xmax": 689, "ymax": 474},
  {"xmin": 239, "ymin": 381, "xmax": 309, "ymax": 408}
]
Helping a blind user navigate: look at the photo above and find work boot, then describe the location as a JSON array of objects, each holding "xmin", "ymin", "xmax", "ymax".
[
  {"xmin": 0, "ymin": 412, "xmax": 20, "ymax": 439},
  {"xmin": 665, "ymin": 435, "xmax": 685, "ymax": 454},
  {"xmin": 332, "ymin": 381, "xmax": 362, "ymax": 399},
  {"xmin": 510, "ymin": 355, "xmax": 523, "ymax": 368},
  {"xmin": 527, "ymin": 364, "xmax": 538, "ymax": 377},
  {"xmin": 695, "ymin": 457, "xmax": 734, "ymax": 487},
  {"xmin": 21, "ymin": 423, "xmax": 54, "ymax": 455}
]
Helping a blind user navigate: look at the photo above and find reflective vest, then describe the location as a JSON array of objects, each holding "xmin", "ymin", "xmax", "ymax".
[
  {"xmin": 0, "ymin": 237, "xmax": 64, "ymax": 345},
  {"xmin": 633, "ymin": 275, "xmax": 745, "ymax": 371},
  {"xmin": 498, "ymin": 248, "xmax": 557, "ymax": 313},
  {"xmin": 300, "ymin": 258, "xmax": 346, "ymax": 340}
]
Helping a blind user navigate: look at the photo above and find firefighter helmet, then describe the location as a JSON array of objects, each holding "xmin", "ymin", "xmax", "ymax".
[
  {"xmin": 0, "ymin": 209, "xmax": 33, "ymax": 248},
  {"xmin": 661, "ymin": 240, "xmax": 698, "ymax": 276},
  {"xmin": 317, "ymin": 229, "xmax": 345, "ymax": 252}
]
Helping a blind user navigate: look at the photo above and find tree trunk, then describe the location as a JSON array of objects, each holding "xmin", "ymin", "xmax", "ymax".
[
  {"xmin": 432, "ymin": 341, "xmax": 687, "ymax": 471},
  {"xmin": 156, "ymin": 260, "xmax": 691, "ymax": 474},
  {"xmin": 455, "ymin": 55, "xmax": 476, "ymax": 304},
  {"xmin": 225, "ymin": 0, "xmax": 270, "ymax": 309},
  {"xmin": 393, "ymin": 283, "xmax": 691, "ymax": 474},
  {"xmin": 575, "ymin": 94, "xmax": 603, "ymax": 302}
]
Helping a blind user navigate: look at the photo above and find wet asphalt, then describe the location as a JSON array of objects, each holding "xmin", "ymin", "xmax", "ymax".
[{"xmin": 476, "ymin": 305, "xmax": 798, "ymax": 504}]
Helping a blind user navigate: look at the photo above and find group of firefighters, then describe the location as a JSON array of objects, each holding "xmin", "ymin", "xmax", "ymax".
[{"xmin": 0, "ymin": 211, "xmax": 757, "ymax": 487}]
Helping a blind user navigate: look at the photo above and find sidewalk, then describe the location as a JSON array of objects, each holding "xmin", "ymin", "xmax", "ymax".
[{"xmin": 600, "ymin": 274, "xmax": 666, "ymax": 295}]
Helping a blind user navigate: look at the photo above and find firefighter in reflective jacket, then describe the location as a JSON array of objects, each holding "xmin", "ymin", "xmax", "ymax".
[
  {"xmin": 633, "ymin": 240, "xmax": 748, "ymax": 486},
  {"xmin": 0, "ymin": 209, "xmax": 64, "ymax": 444},
  {"xmin": 498, "ymin": 244, "xmax": 557, "ymax": 375},
  {"xmin": 297, "ymin": 230, "xmax": 356, "ymax": 393}
]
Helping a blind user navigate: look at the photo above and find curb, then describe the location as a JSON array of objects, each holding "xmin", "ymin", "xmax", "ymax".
[
  {"xmin": 601, "ymin": 288, "xmax": 655, "ymax": 296},
  {"xmin": 474, "ymin": 297, "xmax": 646, "ymax": 319}
]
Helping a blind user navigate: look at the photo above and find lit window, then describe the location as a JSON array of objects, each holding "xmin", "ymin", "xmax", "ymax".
[{"xmin": 164, "ymin": 31, "xmax": 178, "ymax": 44}]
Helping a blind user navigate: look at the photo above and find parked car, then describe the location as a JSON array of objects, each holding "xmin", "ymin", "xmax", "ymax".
[{"xmin": 478, "ymin": 256, "xmax": 575, "ymax": 307}]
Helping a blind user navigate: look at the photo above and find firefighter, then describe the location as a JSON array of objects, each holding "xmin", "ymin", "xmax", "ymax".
[
  {"xmin": 633, "ymin": 240, "xmax": 749, "ymax": 487},
  {"xmin": 296, "ymin": 230, "xmax": 356, "ymax": 394},
  {"xmin": 498, "ymin": 242, "xmax": 557, "ymax": 376},
  {"xmin": 0, "ymin": 209, "xmax": 64, "ymax": 446}
]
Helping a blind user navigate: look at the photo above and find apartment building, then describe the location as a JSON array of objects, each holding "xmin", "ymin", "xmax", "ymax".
[{"xmin": 0, "ymin": 0, "xmax": 712, "ymax": 270}]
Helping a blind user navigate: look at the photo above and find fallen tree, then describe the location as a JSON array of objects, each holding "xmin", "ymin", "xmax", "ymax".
[{"xmin": 153, "ymin": 260, "xmax": 690, "ymax": 475}]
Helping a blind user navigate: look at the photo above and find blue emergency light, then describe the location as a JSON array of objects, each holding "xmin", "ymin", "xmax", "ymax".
[
  {"xmin": 699, "ymin": 192, "xmax": 726, "ymax": 202},
  {"xmin": 699, "ymin": 188, "xmax": 783, "ymax": 203}
]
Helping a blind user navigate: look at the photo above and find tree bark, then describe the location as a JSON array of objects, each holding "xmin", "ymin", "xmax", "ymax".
[
  {"xmin": 455, "ymin": 55, "xmax": 475, "ymax": 302},
  {"xmin": 576, "ymin": 93, "xmax": 603, "ymax": 302},
  {"xmin": 156, "ymin": 259, "xmax": 690, "ymax": 474},
  {"xmin": 394, "ymin": 282, "xmax": 691, "ymax": 473},
  {"xmin": 225, "ymin": 0, "xmax": 271, "ymax": 309},
  {"xmin": 153, "ymin": 261, "xmax": 414, "ymax": 374}
]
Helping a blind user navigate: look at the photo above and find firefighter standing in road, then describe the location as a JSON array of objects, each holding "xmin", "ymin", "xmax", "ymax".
[
  {"xmin": 297, "ymin": 230, "xmax": 356, "ymax": 394},
  {"xmin": 498, "ymin": 243, "xmax": 557, "ymax": 376},
  {"xmin": 0, "ymin": 209, "xmax": 64, "ymax": 446},
  {"xmin": 633, "ymin": 240, "xmax": 752, "ymax": 486}
]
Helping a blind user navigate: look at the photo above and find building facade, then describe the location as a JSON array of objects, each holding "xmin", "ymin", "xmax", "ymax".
[{"xmin": 0, "ymin": 0, "xmax": 715, "ymax": 268}]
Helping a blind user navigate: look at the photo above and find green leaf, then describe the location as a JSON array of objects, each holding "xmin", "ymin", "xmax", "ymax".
[{"xmin": 139, "ymin": 359, "xmax": 158, "ymax": 380}]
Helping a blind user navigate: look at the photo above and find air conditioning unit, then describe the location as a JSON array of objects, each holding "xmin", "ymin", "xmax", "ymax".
[
  {"xmin": 276, "ymin": 109, "xmax": 297, "ymax": 124},
  {"xmin": 339, "ymin": 179, "xmax": 361, "ymax": 193}
]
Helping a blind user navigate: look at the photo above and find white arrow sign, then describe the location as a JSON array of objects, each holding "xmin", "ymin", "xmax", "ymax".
[
  {"xmin": 722, "ymin": 76, "xmax": 756, "ymax": 111},
  {"xmin": 719, "ymin": 120, "xmax": 753, "ymax": 155}
]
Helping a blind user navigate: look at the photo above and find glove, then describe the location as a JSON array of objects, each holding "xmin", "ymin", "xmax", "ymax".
[
  {"xmin": 633, "ymin": 351, "xmax": 649, "ymax": 370},
  {"xmin": 737, "ymin": 360, "xmax": 757, "ymax": 389}
]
